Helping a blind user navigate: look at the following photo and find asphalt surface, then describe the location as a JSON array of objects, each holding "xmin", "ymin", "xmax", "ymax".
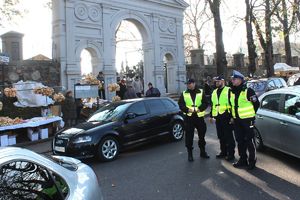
[
  {"xmin": 87, "ymin": 119, "xmax": 300, "ymax": 200},
  {"xmin": 22, "ymin": 118, "xmax": 300, "ymax": 199}
]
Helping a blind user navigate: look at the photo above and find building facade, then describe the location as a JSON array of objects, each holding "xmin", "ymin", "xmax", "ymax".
[{"xmin": 52, "ymin": 0, "xmax": 188, "ymax": 98}]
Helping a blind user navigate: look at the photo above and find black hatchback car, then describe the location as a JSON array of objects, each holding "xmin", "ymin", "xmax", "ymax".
[{"xmin": 53, "ymin": 97, "xmax": 184, "ymax": 161}]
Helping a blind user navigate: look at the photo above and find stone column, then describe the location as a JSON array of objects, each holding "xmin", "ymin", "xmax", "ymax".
[
  {"xmin": 233, "ymin": 53, "xmax": 245, "ymax": 70},
  {"xmin": 143, "ymin": 42, "xmax": 155, "ymax": 93},
  {"xmin": 292, "ymin": 56, "xmax": 299, "ymax": 67},
  {"xmin": 176, "ymin": 17, "xmax": 186, "ymax": 93},
  {"xmin": 273, "ymin": 53, "xmax": 281, "ymax": 64},
  {"xmin": 190, "ymin": 49, "xmax": 204, "ymax": 66}
]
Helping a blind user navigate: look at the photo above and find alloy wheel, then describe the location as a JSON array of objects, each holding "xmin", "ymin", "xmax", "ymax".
[{"xmin": 102, "ymin": 139, "xmax": 118, "ymax": 160}]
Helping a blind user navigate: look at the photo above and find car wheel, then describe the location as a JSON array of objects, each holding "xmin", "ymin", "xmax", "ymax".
[
  {"xmin": 170, "ymin": 121, "xmax": 184, "ymax": 141},
  {"xmin": 254, "ymin": 127, "xmax": 264, "ymax": 151},
  {"xmin": 97, "ymin": 136, "xmax": 119, "ymax": 162}
]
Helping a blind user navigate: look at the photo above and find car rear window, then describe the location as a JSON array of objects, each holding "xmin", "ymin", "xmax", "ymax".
[{"xmin": 247, "ymin": 81, "xmax": 267, "ymax": 92}]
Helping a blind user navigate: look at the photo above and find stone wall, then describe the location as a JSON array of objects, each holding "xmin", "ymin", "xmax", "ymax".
[{"xmin": 0, "ymin": 60, "xmax": 60, "ymax": 87}]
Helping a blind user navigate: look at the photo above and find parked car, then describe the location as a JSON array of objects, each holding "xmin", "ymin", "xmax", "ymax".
[
  {"xmin": 254, "ymin": 86, "xmax": 300, "ymax": 158},
  {"xmin": 247, "ymin": 77, "xmax": 287, "ymax": 97},
  {"xmin": 53, "ymin": 97, "xmax": 184, "ymax": 161},
  {"xmin": 0, "ymin": 147, "xmax": 103, "ymax": 200}
]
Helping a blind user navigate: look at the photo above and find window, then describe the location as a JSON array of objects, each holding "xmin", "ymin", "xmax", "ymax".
[
  {"xmin": 145, "ymin": 99, "xmax": 165, "ymax": 114},
  {"xmin": 162, "ymin": 99, "xmax": 176, "ymax": 109},
  {"xmin": 273, "ymin": 79, "xmax": 283, "ymax": 88},
  {"xmin": 261, "ymin": 94, "xmax": 281, "ymax": 112},
  {"xmin": 284, "ymin": 94, "xmax": 300, "ymax": 116},
  {"xmin": 127, "ymin": 101, "xmax": 147, "ymax": 116},
  {"xmin": 267, "ymin": 81, "xmax": 276, "ymax": 90},
  {"xmin": 0, "ymin": 160, "xmax": 68, "ymax": 200}
]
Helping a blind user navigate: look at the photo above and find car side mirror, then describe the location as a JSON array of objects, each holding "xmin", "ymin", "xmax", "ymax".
[
  {"xmin": 125, "ymin": 112, "xmax": 136, "ymax": 120},
  {"xmin": 296, "ymin": 112, "xmax": 300, "ymax": 120}
]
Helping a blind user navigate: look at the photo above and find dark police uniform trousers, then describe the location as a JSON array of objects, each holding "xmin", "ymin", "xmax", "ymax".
[
  {"xmin": 233, "ymin": 118, "xmax": 256, "ymax": 162},
  {"xmin": 215, "ymin": 114, "xmax": 235, "ymax": 156},
  {"xmin": 185, "ymin": 114, "xmax": 207, "ymax": 151}
]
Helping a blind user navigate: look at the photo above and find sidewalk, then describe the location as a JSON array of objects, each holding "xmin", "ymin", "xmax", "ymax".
[{"xmin": 15, "ymin": 137, "xmax": 53, "ymax": 154}]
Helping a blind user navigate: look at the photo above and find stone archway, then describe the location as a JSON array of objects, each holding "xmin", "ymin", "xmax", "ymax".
[{"xmin": 52, "ymin": 0, "xmax": 188, "ymax": 99}]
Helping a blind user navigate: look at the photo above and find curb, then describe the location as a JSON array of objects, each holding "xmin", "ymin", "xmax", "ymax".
[{"xmin": 14, "ymin": 136, "xmax": 54, "ymax": 148}]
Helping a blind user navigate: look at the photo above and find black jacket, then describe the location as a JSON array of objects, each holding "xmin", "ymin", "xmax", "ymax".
[{"xmin": 178, "ymin": 88, "xmax": 208, "ymax": 117}]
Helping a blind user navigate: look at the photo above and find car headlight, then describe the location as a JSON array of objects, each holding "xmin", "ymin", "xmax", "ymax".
[{"xmin": 73, "ymin": 136, "xmax": 92, "ymax": 144}]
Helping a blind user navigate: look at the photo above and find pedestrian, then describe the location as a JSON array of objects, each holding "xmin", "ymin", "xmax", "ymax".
[
  {"xmin": 209, "ymin": 75, "xmax": 235, "ymax": 161},
  {"xmin": 116, "ymin": 79, "xmax": 127, "ymax": 100},
  {"xmin": 97, "ymin": 71, "xmax": 105, "ymax": 99},
  {"xmin": 133, "ymin": 76, "xmax": 143, "ymax": 97},
  {"xmin": 124, "ymin": 81, "xmax": 138, "ymax": 99},
  {"xmin": 145, "ymin": 82, "xmax": 161, "ymax": 97},
  {"xmin": 75, "ymin": 98, "xmax": 83, "ymax": 123},
  {"xmin": 61, "ymin": 90, "xmax": 77, "ymax": 127},
  {"xmin": 178, "ymin": 78, "xmax": 209, "ymax": 162},
  {"xmin": 230, "ymin": 70, "xmax": 260, "ymax": 170}
]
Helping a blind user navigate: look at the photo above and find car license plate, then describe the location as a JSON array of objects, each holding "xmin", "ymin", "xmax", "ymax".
[{"xmin": 54, "ymin": 146, "xmax": 65, "ymax": 152}]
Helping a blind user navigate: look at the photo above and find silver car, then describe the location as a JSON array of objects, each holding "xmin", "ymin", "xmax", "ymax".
[
  {"xmin": 0, "ymin": 147, "xmax": 103, "ymax": 200},
  {"xmin": 254, "ymin": 86, "xmax": 300, "ymax": 158}
]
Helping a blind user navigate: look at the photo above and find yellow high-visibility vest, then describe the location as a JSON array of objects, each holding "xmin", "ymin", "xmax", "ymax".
[
  {"xmin": 230, "ymin": 89, "xmax": 255, "ymax": 119},
  {"xmin": 183, "ymin": 89, "xmax": 205, "ymax": 117},
  {"xmin": 211, "ymin": 86, "xmax": 230, "ymax": 117}
]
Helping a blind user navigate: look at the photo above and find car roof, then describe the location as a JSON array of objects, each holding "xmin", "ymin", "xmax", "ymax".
[
  {"xmin": 261, "ymin": 86, "xmax": 300, "ymax": 96},
  {"xmin": 248, "ymin": 77, "xmax": 283, "ymax": 82},
  {"xmin": 116, "ymin": 97, "xmax": 174, "ymax": 103},
  {"xmin": 0, "ymin": 147, "xmax": 38, "ymax": 159}
]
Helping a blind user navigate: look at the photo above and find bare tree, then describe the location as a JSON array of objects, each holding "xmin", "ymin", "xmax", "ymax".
[
  {"xmin": 273, "ymin": 0, "xmax": 298, "ymax": 66},
  {"xmin": 0, "ymin": 0, "xmax": 24, "ymax": 27},
  {"xmin": 245, "ymin": 0, "xmax": 258, "ymax": 75},
  {"xmin": 206, "ymin": 0, "xmax": 227, "ymax": 76},
  {"xmin": 251, "ymin": 0, "xmax": 281, "ymax": 77},
  {"xmin": 184, "ymin": 0, "xmax": 212, "ymax": 55}
]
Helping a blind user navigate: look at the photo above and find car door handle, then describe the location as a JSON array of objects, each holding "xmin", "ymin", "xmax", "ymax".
[
  {"xmin": 257, "ymin": 115, "xmax": 263, "ymax": 119},
  {"xmin": 280, "ymin": 121, "xmax": 288, "ymax": 126}
]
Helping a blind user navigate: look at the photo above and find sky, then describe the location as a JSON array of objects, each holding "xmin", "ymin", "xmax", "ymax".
[{"xmin": 0, "ymin": 0, "xmax": 297, "ymax": 74}]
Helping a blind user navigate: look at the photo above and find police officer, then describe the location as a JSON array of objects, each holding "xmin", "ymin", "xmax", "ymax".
[
  {"xmin": 209, "ymin": 75, "xmax": 235, "ymax": 161},
  {"xmin": 230, "ymin": 70, "xmax": 259, "ymax": 170},
  {"xmin": 178, "ymin": 78, "xmax": 209, "ymax": 162}
]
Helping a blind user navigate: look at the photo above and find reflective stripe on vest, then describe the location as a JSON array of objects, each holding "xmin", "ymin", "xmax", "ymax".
[
  {"xmin": 183, "ymin": 90, "xmax": 205, "ymax": 117},
  {"xmin": 211, "ymin": 86, "xmax": 230, "ymax": 117},
  {"xmin": 230, "ymin": 89, "xmax": 255, "ymax": 119}
]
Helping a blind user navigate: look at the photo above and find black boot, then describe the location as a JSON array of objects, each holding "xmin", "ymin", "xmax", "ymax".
[
  {"xmin": 187, "ymin": 149, "xmax": 194, "ymax": 162},
  {"xmin": 247, "ymin": 159, "xmax": 256, "ymax": 170},
  {"xmin": 216, "ymin": 152, "xmax": 226, "ymax": 159},
  {"xmin": 200, "ymin": 147, "xmax": 210, "ymax": 159},
  {"xmin": 233, "ymin": 159, "xmax": 248, "ymax": 168}
]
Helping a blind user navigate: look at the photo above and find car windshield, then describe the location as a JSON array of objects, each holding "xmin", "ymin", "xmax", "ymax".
[
  {"xmin": 247, "ymin": 81, "xmax": 267, "ymax": 92},
  {"xmin": 88, "ymin": 102, "xmax": 130, "ymax": 122}
]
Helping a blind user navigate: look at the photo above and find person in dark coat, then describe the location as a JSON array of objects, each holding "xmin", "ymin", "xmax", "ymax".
[
  {"xmin": 145, "ymin": 82, "xmax": 161, "ymax": 97},
  {"xmin": 62, "ymin": 91, "xmax": 77, "ymax": 127},
  {"xmin": 124, "ymin": 81, "xmax": 137, "ymax": 99},
  {"xmin": 97, "ymin": 71, "xmax": 105, "ymax": 99},
  {"xmin": 116, "ymin": 79, "xmax": 127, "ymax": 100}
]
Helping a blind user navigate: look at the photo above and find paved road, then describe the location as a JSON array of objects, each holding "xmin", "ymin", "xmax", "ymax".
[{"xmin": 88, "ymin": 119, "xmax": 300, "ymax": 200}]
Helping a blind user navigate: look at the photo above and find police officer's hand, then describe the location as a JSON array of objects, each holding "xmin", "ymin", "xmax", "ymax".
[
  {"xmin": 229, "ymin": 118, "xmax": 234, "ymax": 124},
  {"xmin": 188, "ymin": 108, "xmax": 194, "ymax": 113},
  {"xmin": 209, "ymin": 117, "xmax": 215, "ymax": 124}
]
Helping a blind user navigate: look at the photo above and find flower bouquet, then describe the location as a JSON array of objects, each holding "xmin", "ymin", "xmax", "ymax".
[
  {"xmin": 0, "ymin": 117, "xmax": 25, "ymax": 127},
  {"xmin": 112, "ymin": 96, "xmax": 121, "ymax": 102},
  {"xmin": 4, "ymin": 88, "xmax": 17, "ymax": 98},
  {"xmin": 33, "ymin": 87, "xmax": 54, "ymax": 96},
  {"xmin": 53, "ymin": 93, "xmax": 65, "ymax": 103},
  {"xmin": 83, "ymin": 73, "xmax": 100, "ymax": 85},
  {"xmin": 108, "ymin": 83, "xmax": 120, "ymax": 92}
]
